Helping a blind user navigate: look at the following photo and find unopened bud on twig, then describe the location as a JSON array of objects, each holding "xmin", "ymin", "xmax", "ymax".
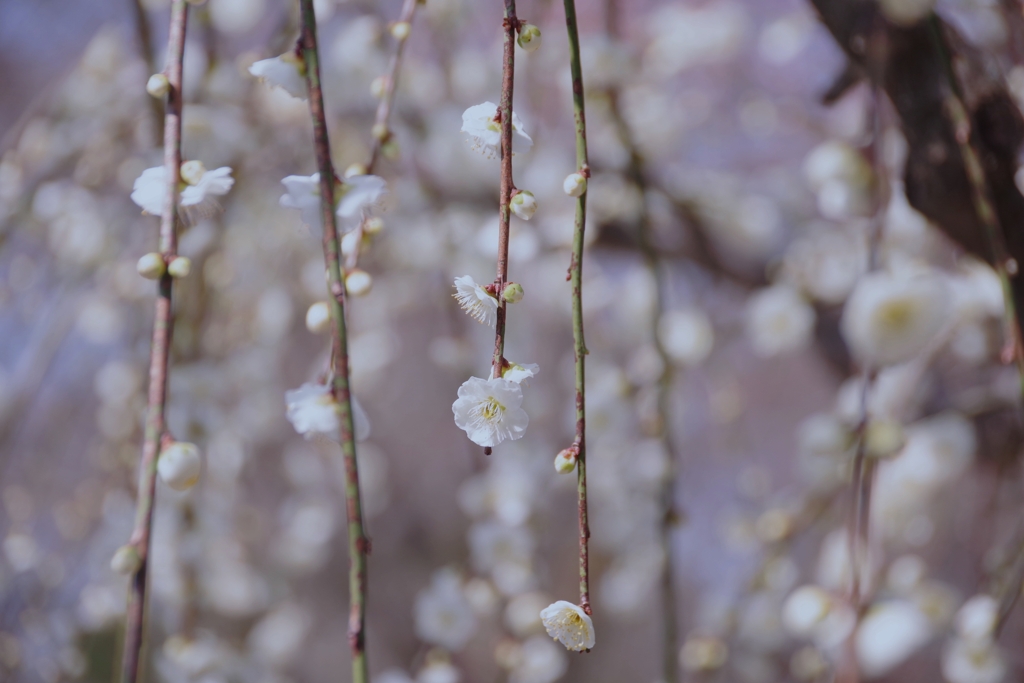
[
  {"xmin": 517, "ymin": 24, "xmax": 542, "ymax": 52},
  {"xmin": 502, "ymin": 282, "xmax": 524, "ymax": 304},
  {"xmin": 167, "ymin": 256, "xmax": 192, "ymax": 278},
  {"xmin": 110, "ymin": 544, "xmax": 142, "ymax": 575},
  {"xmin": 146, "ymin": 73, "xmax": 170, "ymax": 98},
  {"xmin": 390, "ymin": 21, "xmax": 411, "ymax": 40},
  {"xmin": 370, "ymin": 75, "xmax": 388, "ymax": 99},
  {"xmin": 306, "ymin": 301, "xmax": 331, "ymax": 333},
  {"xmin": 137, "ymin": 252, "xmax": 166, "ymax": 280},
  {"xmin": 554, "ymin": 446, "xmax": 578, "ymax": 474},
  {"xmin": 510, "ymin": 190, "xmax": 537, "ymax": 220},
  {"xmin": 372, "ymin": 123, "xmax": 390, "ymax": 142},
  {"xmin": 158, "ymin": 442, "xmax": 202, "ymax": 491},
  {"xmin": 563, "ymin": 172, "xmax": 587, "ymax": 197},
  {"xmin": 346, "ymin": 269, "xmax": 373, "ymax": 296}
]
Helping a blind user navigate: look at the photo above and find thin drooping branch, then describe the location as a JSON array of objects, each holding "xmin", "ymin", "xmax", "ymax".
[
  {"xmin": 344, "ymin": 0, "xmax": 420, "ymax": 272},
  {"xmin": 490, "ymin": 0, "xmax": 518, "ymax": 386},
  {"xmin": 298, "ymin": 2, "xmax": 370, "ymax": 682},
  {"xmin": 367, "ymin": 0, "xmax": 419, "ymax": 174},
  {"xmin": 562, "ymin": 0, "xmax": 592, "ymax": 618},
  {"xmin": 120, "ymin": 2, "xmax": 188, "ymax": 682}
]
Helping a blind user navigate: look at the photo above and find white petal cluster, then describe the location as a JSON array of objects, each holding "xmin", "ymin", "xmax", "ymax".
[
  {"xmin": 284, "ymin": 382, "xmax": 371, "ymax": 442},
  {"xmin": 248, "ymin": 52, "xmax": 307, "ymax": 99},
  {"xmin": 745, "ymin": 285, "xmax": 815, "ymax": 357},
  {"xmin": 804, "ymin": 140, "xmax": 874, "ymax": 220},
  {"xmin": 280, "ymin": 174, "xmax": 324, "ymax": 233},
  {"xmin": 942, "ymin": 594, "xmax": 1005, "ymax": 683},
  {"xmin": 413, "ymin": 568, "xmax": 477, "ymax": 651},
  {"xmin": 452, "ymin": 377, "xmax": 529, "ymax": 448},
  {"xmin": 131, "ymin": 163, "xmax": 234, "ymax": 216},
  {"xmin": 502, "ymin": 362, "xmax": 539, "ymax": 385},
  {"xmin": 539, "ymin": 600, "xmax": 595, "ymax": 651},
  {"xmin": 461, "ymin": 102, "xmax": 533, "ymax": 158},
  {"xmin": 841, "ymin": 269, "xmax": 949, "ymax": 366},
  {"xmin": 855, "ymin": 600, "xmax": 932, "ymax": 677},
  {"xmin": 453, "ymin": 275, "xmax": 499, "ymax": 328}
]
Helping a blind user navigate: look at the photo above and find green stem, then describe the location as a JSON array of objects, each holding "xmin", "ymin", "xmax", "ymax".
[
  {"xmin": 120, "ymin": 3, "xmax": 188, "ymax": 683},
  {"xmin": 562, "ymin": 0, "xmax": 591, "ymax": 617},
  {"xmin": 299, "ymin": 2, "xmax": 369, "ymax": 682}
]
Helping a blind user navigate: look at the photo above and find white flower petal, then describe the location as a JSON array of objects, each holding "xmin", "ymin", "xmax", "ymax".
[
  {"xmin": 539, "ymin": 600, "xmax": 595, "ymax": 651},
  {"xmin": 452, "ymin": 376, "xmax": 529, "ymax": 447},
  {"xmin": 249, "ymin": 54, "xmax": 307, "ymax": 99}
]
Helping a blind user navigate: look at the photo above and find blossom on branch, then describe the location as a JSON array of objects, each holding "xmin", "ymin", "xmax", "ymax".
[
  {"xmin": 453, "ymin": 275, "xmax": 499, "ymax": 328},
  {"xmin": 131, "ymin": 162, "xmax": 234, "ymax": 217},
  {"xmin": 539, "ymin": 601, "xmax": 595, "ymax": 652},
  {"xmin": 285, "ymin": 381, "xmax": 371, "ymax": 442},
  {"xmin": 280, "ymin": 173, "xmax": 387, "ymax": 237},
  {"xmin": 452, "ymin": 376, "xmax": 529, "ymax": 447},
  {"xmin": 461, "ymin": 102, "xmax": 533, "ymax": 158},
  {"xmin": 248, "ymin": 53, "xmax": 307, "ymax": 100}
]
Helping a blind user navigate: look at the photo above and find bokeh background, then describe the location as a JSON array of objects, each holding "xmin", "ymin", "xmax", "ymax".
[{"xmin": 2, "ymin": 0, "xmax": 1024, "ymax": 682}]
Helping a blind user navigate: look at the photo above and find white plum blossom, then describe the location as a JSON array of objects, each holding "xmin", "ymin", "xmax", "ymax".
[
  {"xmin": 503, "ymin": 362, "xmax": 539, "ymax": 385},
  {"xmin": 131, "ymin": 163, "xmax": 234, "ymax": 217},
  {"xmin": 453, "ymin": 275, "xmax": 499, "ymax": 328},
  {"xmin": 955, "ymin": 595, "xmax": 999, "ymax": 643},
  {"xmin": 855, "ymin": 600, "xmax": 933, "ymax": 677},
  {"xmin": 248, "ymin": 52, "xmax": 307, "ymax": 99},
  {"xmin": 452, "ymin": 376, "xmax": 529, "ymax": 447},
  {"xmin": 841, "ymin": 269, "xmax": 949, "ymax": 366},
  {"xmin": 284, "ymin": 382, "xmax": 371, "ymax": 442},
  {"xmin": 539, "ymin": 600, "xmax": 595, "ymax": 652},
  {"xmin": 510, "ymin": 636, "xmax": 568, "ymax": 683},
  {"xmin": 658, "ymin": 308, "xmax": 714, "ymax": 365},
  {"xmin": 745, "ymin": 284, "xmax": 816, "ymax": 357},
  {"xmin": 461, "ymin": 102, "xmax": 533, "ymax": 157},
  {"xmin": 510, "ymin": 190, "xmax": 537, "ymax": 220},
  {"xmin": 414, "ymin": 568, "xmax": 477, "ymax": 651},
  {"xmin": 782, "ymin": 585, "xmax": 856, "ymax": 649},
  {"xmin": 157, "ymin": 442, "xmax": 202, "ymax": 491},
  {"xmin": 280, "ymin": 173, "xmax": 387, "ymax": 237}
]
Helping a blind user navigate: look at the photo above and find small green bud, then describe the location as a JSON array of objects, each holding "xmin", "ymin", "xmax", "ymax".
[
  {"xmin": 110, "ymin": 544, "xmax": 142, "ymax": 575},
  {"xmin": 554, "ymin": 447, "xmax": 577, "ymax": 474},
  {"xmin": 167, "ymin": 256, "xmax": 192, "ymax": 278},
  {"xmin": 502, "ymin": 282, "xmax": 524, "ymax": 304},
  {"xmin": 372, "ymin": 123, "xmax": 390, "ymax": 142},
  {"xmin": 158, "ymin": 442, "xmax": 201, "ymax": 491},
  {"xmin": 137, "ymin": 252, "xmax": 166, "ymax": 280}
]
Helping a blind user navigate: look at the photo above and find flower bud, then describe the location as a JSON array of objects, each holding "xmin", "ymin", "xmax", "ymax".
[
  {"xmin": 390, "ymin": 21, "xmax": 411, "ymax": 40},
  {"xmin": 382, "ymin": 137, "xmax": 400, "ymax": 160},
  {"xmin": 158, "ymin": 442, "xmax": 202, "ymax": 491},
  {"xmin": 179, "ymin": 160, "xmax": 206, "ymax": 186},
  {"xmin": 554, "ymin": 447, "xmax": 577, "ymax": 474},
  {"xmin": 364, "ymin": 216, "xmax": 385, "ymax": 235},
  {"xmin": 341, "ymin": 230, "xmax": 362, "ymax": 258},
  {"xmin": 137, "ymin": 252, "xmax": 166, "ymax": 280},
  {"xmin": 167, "ymin": 256, "xmax": 192, "ymax": 278},
  {"xmin": 346, "ymin": 269, "xmax": 373, "ymax": 296},
  {"xmin": 509, "ymin": 190, "xmax": 537, "ymax": 220},
  {"xmin": 344, "ymin": 162, "xmax": 368, "ymax": 178},
  {"xmin": 563, "ymin": 172, "xmax": 587, "ymax": 197},
  {"xmin": 305, "ymin": 301, "xmax": 331, "ymax": 334},
  {"xmin": 517, "ymin": 24, "xmax": 542, "ymax": 52},
  {"xmin": 110, "ymin": 544, "xmax": 142, "ymax": 575},
  {"xmin": 865, "ymin": 419, "xmax": 905, "ymax": 459},
  {"xmin": 372, "ymin": 123, "xmax": 390, "ymax": 141},
  {"xmin": 502, "ymin": 282, "xmax": 524, "ymax": 304},
  {"xmin": 370, "ymin": 75, "xmax": 388, "ymax": 99},
  {"xmin": 146, "ymin": 73, "xmax": 170, "ymax": 98}
]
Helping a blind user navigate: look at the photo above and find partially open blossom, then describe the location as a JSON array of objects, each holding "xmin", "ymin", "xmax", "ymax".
[
  {"xmin": 337, "ymin": 175, "xmax": 387, "ymax": 227},
  {"xmin": 452, "ymin": 376, "xmax": 529, "ymax": 447},
  {"xmin": 502, "ymin": 282, "xmax": 524, "ymax": 304},
  {"xmin": 502, "ymin": 362, "xmax": 539, "ymax": 385},
  {"xmin": 539, "ymin": 600, "xmax": 595, "ymax": 652},
  {"xmin": 453, "ymin": 275, "xmax": 499, "ymax": 328},
  {"xmin": 285, "ymin": 382, "xmax": 371, "ymax": 442},
  {"xmin": 280, "ymin": 173, "xmax": 387, "ymax": 237},
  {"xmin": 136, "ymin": 252, "xmax": 165, "ymax": 280},
  {"xmin": 517, "ymin": 24, "xmax": 542, "ymax": 52},
  {"xmin": 841, "ymin": 269, "xmax": 948, "ymax": 366},
  {"xmin": 280, "ymin": 173, "xmax": 325, "ymax": 233},
  {"xmin": 146, "ymin": 73, "xmax": 170, "ymax": 98},
  {"xmin": 157, "ymin": 442, "xmax": 202, "ymax": 491},
  {"xmin": 248, "ymin": 52, "xmax": 307, "ymax": 99},
  {"xmin": 563, "ymin": 172, "xmax": 587, "ymax": 197},
  {"xmin": 131, "ymin": 163, "xmax": 234, "ymax": 217},
  {"xmin": 461, "ymin": 102, "xmax": 533, "ymax": 158},
  {"xmin": 510, "ymin": 190, "xmax": 537, "ymax": 220},
  {"xmin": 305, "ymin": 302, "xmax": 331, "ymax": 334}
]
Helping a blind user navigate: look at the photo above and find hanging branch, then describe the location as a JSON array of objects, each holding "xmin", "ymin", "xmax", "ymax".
[
  {"xmin": 298, "ymin": 2, "xmax": 370, "ymax": 681},
  {"xmin": 490, "ymin": 0, "xmax": 518, "ymax": 388},
  {"xmin": 120, "ymin": 2, "xmax": 189, "ymax": 682},
  {"xmin": 562, "ymin": 0, "xmax": 592, "ymax": 617}
]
